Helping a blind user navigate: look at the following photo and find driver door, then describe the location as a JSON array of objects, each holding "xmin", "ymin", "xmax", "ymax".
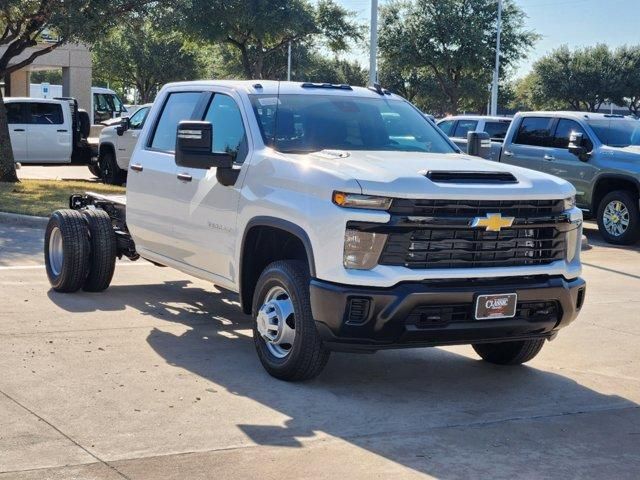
[{"xmin": 172, "ymin": 90, "xmax": 250, "ymax": 280}]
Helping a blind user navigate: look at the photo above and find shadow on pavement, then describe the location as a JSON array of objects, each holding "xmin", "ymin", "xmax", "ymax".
[{"xmin": 47, "ymin": 278, "xmax": 639, "ymax": 477}]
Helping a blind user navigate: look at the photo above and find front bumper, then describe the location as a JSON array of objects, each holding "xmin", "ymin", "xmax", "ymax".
[{"xmin": 310, "ymin": 275, "xmax": 586, "ymax": 352}]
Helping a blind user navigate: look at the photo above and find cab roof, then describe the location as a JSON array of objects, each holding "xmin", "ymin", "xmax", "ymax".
[
  {"xmin": 518, "ymin": 111, "xmax": 638, "ymax": 121},
  {"xmin": 161, "ymin": 80, "xmax": 403, "ymax": 100}
]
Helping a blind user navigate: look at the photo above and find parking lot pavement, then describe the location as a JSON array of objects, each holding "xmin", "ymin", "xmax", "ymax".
[
  {"xmin": 0, "ymin": 224, "xmax": 639, "ymax": 479},
  {"xmin": 17, "ymin": 165, "xmax": 98, "ymax": 182}
]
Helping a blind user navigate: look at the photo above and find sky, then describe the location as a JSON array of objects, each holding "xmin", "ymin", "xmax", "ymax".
[{"xmin": 339, "ymin": 0, "xmax": 640, "ymax": 78}]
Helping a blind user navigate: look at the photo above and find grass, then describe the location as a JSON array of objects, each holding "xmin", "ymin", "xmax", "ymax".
[{"xmin": 0, "ymin": 179, "xmax": 125, "ymax": 217}]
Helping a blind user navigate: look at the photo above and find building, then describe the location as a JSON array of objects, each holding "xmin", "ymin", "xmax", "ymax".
[{"xmin": 0, "ymin": 42, "xmax": 92, "ymax": 112}]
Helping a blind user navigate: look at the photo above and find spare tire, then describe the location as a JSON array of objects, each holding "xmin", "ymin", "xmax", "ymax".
[{"xmin": 77, "ymin": 109, "xmax": 91, "ymax": 138}]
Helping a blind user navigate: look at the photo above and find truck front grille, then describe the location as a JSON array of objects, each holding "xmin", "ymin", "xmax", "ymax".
[
  {"xmin": 389, "ymin": 199, "xmax": 565, "ymax": 217},
  {"xmin": 379, "ymin": 226, "xmax": 565, "ymax": 269}
]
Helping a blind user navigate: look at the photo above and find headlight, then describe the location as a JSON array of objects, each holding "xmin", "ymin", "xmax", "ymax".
[
  {"xmin": 343, "ymin": 229, "xmax": 387, "ymax": 270},
  {"xmin": 563, "ymin": 195, "xmax": 576, "ymax": 210},
  {"xmin": 333, "ymin": 191, "xmax": 392, "ymax": 210}
]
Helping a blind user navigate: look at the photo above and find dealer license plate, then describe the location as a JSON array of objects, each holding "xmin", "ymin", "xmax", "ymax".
[{"xmin": 475, "ymin": 293, "xmax": 517, "ymax": 320}]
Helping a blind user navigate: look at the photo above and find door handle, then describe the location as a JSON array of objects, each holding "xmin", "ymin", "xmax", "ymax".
[
  {"xmin": 543, "ymin": 154, "xmax": 555, "ymax": 161},
  {"xmin": 502, "ymin": 150, "xmax": 513, "ymax": 156},
  {"xmin": 177, "ymin": 173, "xmax": 192, "ymax": 182},
  {"xmin": 57, "ymin": 129, "xmax": 68, "ymax": 132},
  {"xmin": 130, "ymin": 164, "xmax": 143, "ymax": 172},
  {"xmin": 13, "ymin": 128, "xmax": 25, "ymax": 132}
]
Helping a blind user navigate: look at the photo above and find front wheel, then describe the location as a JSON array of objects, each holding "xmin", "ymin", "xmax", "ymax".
[
  {"xmin": 252, "ymin": 260, "xmax": 330, "ymax": 381},
  {"xmin": 88, "ymin": 163, "xmax": 101, "ymax": 179},
  {"xmin": 99, "ymin": 151, "xmax": 123, "ymax": 185},
  {"xmin": 597, "ymin": 190, "xmax": 640, "ymax": 245},
  {"xmin": 472, "ymin": 339, "xmax": 545, "ymax": 365}
]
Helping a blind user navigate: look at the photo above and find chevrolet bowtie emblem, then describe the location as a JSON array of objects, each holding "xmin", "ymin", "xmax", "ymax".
[{"xmin": 471, "ymin": 213, "xmax": 515, "ymax": 232}]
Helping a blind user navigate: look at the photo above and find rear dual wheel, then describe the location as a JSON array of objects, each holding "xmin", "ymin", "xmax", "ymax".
[{"xmin": 45, "ymin": 209, "xmax": 116, "ymax": 293}]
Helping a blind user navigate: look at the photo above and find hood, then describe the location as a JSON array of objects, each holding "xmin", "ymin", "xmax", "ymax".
[{"xmin": 293, "ymin": 150, "xmax": 575, "ymax": 200}]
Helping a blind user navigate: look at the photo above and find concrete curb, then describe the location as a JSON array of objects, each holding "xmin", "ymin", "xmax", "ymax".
[{"xmin": 0, "ymin": 211, "xmax": 49, "ymax": 228}]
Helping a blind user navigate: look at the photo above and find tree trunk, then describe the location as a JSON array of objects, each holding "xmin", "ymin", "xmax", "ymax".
[{"xmin": 0, "ymin": 87, "xmax": 19, "ymax": 183}]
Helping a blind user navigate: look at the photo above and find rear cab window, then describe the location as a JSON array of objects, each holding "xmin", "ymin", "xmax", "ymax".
[
  {"xmin": 513, "ymin": 117, "xmax": 554, "ymax": 147},
  {"xmin": 484, "ymin": 121, "xmax": 510, "ymax": 141}
]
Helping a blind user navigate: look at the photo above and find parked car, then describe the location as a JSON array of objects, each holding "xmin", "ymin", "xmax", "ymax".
[
  {"xmin": 437, "ymin": 115, "xmax": 512, "ymax": 161},
  {"xmin": 5, "ymin": 97, "xmax": 94, "ymax": 167},
  {"xmin": 43, "ymin": 81, "xmax": 585, "ymax": 381},
  {"xmin": 97, "ymin": 103, "xmax": 152, "ymax": 184},
  {"xmin": 497, "ymin": 111, "xmax": 640, "ymax": 244}
]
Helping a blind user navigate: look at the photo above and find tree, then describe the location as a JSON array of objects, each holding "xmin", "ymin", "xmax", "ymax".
[
  {"xmin": 378, "ymin": 0, "xmax": 538, "ymax": 114},
  {"xmin": 0, "ymin": 0, "xmax": 149, "ymax": 182},
  {"xmin": 93, "ymin": 20, "xmax": 207, "ymax": 104},
  {"xmin": 520, "ymin": 44, "xmax": 621, "ymax": 112},
  {"xmin": 616, "ymin": 45, "xmax": 640, "ymax": 116},
  {"xmin": 176, "ymin": 0, "xmax": 363, "ymax": 79}
]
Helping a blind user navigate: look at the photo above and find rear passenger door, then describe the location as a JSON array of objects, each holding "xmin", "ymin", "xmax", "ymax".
[
  {"xmin": 545, "ymin": 118, "xmax": 598, "ymax": 206},
  {"xmin": 501, "ymin": 116, "xmax": 554, "ymax": 172},
  {"xmin": 172, "ymin": 90, "xmax": 249, "ymax": 279},
  {"xmin": 26, "ymin": 102, "xmax": 72, "ymax": 163},
  {"xmin": 6, "ymin": 102, "xmax": 28, "ymax": 163}
]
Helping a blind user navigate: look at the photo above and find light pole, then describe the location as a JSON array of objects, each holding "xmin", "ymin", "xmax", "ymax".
[
  {"xmin": 287, "ymin": 41, "xmax": 292, "ymax": 81},
  {"xmin": 490, "ymin": 0, "xmax": 502, "ymax": 116},
  {"xmin": 369, "ymin": 0, "xmax": 379, "ymax": 86}
]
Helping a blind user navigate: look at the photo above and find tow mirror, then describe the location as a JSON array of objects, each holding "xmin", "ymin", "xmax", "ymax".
[
  {"xmin": 568, "ymin": 132, "xmax": 588, "ymax": 160},
  {"xmin": 467, "ymin": 131, "xmax": 492, "ymax": 159},
  {"xmin": 175, "ymin": 121, "xmax": 240, "ymax": 186},
  {"xmin": 116, "ymin": 117, "xmax": 130, "ymax": 136}
]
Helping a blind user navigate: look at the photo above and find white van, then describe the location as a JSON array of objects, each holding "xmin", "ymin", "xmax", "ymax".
[{"xmin": 30, "ymin": 84, "xmax": 128, "ymax": 125}]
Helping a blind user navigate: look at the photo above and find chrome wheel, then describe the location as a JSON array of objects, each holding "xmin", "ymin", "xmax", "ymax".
[
  {"xmin": 603, "ymin": 200, "xmax": 630, "ymax": 237},
  {"xmin": 48, "ymin": 226, "xmax": 64, "ymax": 276},
  {"xmin": 256, "ymin": 285, "xmax": 296, "ymax": 359}
]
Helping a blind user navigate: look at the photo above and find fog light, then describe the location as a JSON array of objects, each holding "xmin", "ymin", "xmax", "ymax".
[{"xmin": 343, "ymin": 229, "xmax": 387, "ymax": 270}]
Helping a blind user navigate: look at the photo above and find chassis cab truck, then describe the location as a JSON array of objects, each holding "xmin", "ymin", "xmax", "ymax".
[{"xmin": 44, "ymin": 81, "xmax": 586, "ymax": 381}]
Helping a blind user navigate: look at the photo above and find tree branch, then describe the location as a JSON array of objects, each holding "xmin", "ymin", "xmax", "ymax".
[{"xmin": 4, "ymin": 41, "xmax": 63, "ymax": 75}]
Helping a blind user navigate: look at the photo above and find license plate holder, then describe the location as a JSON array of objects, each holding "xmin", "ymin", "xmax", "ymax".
[{"xmin": 475, "ymin": 293, "xmax": 517, "ymax": 320}]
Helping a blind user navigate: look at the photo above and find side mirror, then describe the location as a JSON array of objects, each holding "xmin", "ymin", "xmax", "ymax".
[
  {"xmin": 467, "ymin": 131, "xmax": 492, "ymax": 159},
  {"xmin": 116, "ymin": 117, "xmax": 130, "ymax": 136},
  {"xmin": 568, "ymin": 132, "xmax": 588, "ymax": 160},
  {"xmin": 175, "ymin": 121, "xmax": 239, "ymax": 185}
]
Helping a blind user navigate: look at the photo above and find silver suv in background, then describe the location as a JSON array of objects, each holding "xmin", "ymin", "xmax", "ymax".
[
  {"xmin": 437, "ymin": 115, "xmax": 511, "ymax": 161},
  {"xmin": 498, "ymin": 112, "xmax": 640, "ymax": 244}
]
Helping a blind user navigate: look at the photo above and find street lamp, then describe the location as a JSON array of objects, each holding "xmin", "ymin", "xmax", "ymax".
[
  {"xmin": 490, "ymin": 0, "xmax": 503, "ymax": 116},
  {"xmin": 369, "ymin": 0, "xmax": 378, "ymax": 86}
]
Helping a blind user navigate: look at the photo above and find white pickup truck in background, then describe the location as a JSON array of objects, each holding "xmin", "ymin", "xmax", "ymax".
[
  {"xmin": 5, "ymin": 97, "xmax": 95, "ymax": 169},
  {"xmin": 44, "ymin": 80, "xmax": 586, "ymax": 381}
]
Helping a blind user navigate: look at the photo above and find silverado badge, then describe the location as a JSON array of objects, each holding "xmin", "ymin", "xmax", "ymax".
[{"xmin": 471, "ymin": 213, "xmax": 515, "ymax": 232}]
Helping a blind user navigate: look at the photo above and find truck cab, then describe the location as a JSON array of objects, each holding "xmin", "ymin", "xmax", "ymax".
[
  {"xmin": 499, "ymin": 112, "xmax": 640, "ymax": 244},
  {"xmin": 44, "ymin": 81, "xmax": 586, "ymax": 381}
]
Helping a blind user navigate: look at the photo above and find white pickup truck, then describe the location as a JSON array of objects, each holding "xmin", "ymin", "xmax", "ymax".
[
  {"xmin": 43, "ymin": 81, "xmax": 586, "ymax": 381},
  {"xmin": 6, "ymin": 97, "xmax": 96, "ymax": 171}
]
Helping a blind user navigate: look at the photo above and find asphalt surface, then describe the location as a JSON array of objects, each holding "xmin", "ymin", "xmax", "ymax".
[{"xmin": 0, "ymin": 221, "xmax": 639, "ymax": 479}]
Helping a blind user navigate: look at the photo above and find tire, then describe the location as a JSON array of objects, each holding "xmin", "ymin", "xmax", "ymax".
[
  {"xmin": 82, "ymin": 209, "xmax": 117, "ymax": 292},
  {"xmin": 44, "ymin": 210, "xmax": 90, "ymax": 293},
  {"xmin": 596, "ymin": 190, "xmax": 640, "ymax": 245},
  {"xmin": 88, "ymin": 163, "xmax": 101, "ymax": 178},
  {"xmin": 100, "ymin": 150, "xmax": 123, "ymax": 185},
  {"xmin": 252, "ymin": 260, "xmax": 330, "ymax": 381},
  {"xmin": 472, "ymin": 339, "xmax": 545, "ymax": 365}
]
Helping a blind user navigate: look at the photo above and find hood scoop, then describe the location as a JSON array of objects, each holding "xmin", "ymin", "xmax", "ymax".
[{"xmin": 425, "ymin": 170, "xmax": 518, "ymax": 184}]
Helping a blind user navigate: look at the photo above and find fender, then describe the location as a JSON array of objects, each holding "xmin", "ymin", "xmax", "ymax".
[
  {"xmin": 591, "ymin": 173, "xmax": 640, "ymax": 211},
  {"xmin": 238, "ymin": 216, "xmax": 317, "ymax": 313}
]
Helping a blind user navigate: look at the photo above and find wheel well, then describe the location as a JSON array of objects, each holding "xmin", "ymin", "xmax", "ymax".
[
  {"xmin": 99, "ymin": 143, "xmax": 115, "ymax": 158},
  {"xmin": 240, "ymin": 226, "xmax": 311, "ymax": 314},
  {"xmin": 592, "ymin": 177, "xmax": 639, "ymax": 212}
]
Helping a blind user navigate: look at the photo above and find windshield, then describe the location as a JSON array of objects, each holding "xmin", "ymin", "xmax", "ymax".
[
  {"xmin": 587, "ymin": 118, "xmax": 640, "ymax": 147},
  {"xmin": 249, "ymin": 94, "xmax": 456, "ymax": 154}
]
